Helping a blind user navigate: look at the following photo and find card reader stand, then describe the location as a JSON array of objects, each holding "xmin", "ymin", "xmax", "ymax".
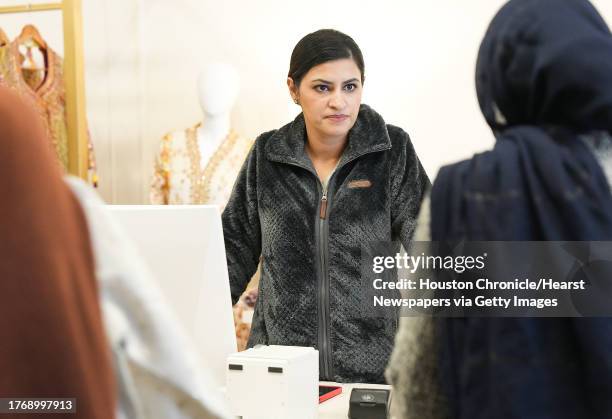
[{"xmin": 348, "ymin": 388, "xmax": 391, "ymax": 419}]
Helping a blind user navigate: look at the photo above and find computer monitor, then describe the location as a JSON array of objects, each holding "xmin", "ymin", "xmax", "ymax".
[{"xmin": 107, "ymin": 205, "xmax": 237, "ymax": 387}]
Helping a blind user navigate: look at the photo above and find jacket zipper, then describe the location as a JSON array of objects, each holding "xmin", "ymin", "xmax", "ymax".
[
  {"xmin": 275, "ymin": 161, "xmax": 333, "ymax": 379},
  {"xmin": 318, "ymin": 180, "xmax": 333, "ymax": 380}
]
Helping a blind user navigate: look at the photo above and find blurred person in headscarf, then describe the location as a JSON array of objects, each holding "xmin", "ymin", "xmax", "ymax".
[
  {"xmin": 0, "ymin": 86, "xmax": 116, "ymax": 419},
  {"xmin": 387, "ymin": 0, "xmax": 612, "ymax": 418}
]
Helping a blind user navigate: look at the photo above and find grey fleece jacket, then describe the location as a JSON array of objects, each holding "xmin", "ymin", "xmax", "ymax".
[{"xmin": 222, "ymin": 104, "xmax": 429, "ymax": 383}]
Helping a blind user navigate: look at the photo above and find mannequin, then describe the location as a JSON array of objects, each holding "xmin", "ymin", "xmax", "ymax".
[
  {"xmin": 150, "ymin": 62, "xmax": 253, "ymax": 209},
  {"xmin": 196, "ymin": 63, "xmax": 240, "ymax": 170},
  {"xmin": 150, "ymin": 62, "xmax": 258, "ymax": 351}
]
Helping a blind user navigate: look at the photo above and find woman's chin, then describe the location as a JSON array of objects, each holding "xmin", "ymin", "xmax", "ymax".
[{"xmin": 320, "ymin": 124, "xmax": 351, "ymax": 139}]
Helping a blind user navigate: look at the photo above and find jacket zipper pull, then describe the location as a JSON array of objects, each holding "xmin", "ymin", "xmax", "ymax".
[{"xmin": 320, "ymin": 194, "xmax": 328, "ymax": 219}]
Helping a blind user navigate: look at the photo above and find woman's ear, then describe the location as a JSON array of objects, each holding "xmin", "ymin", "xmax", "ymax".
[{"xmin": 287, "ymin": 77, "xmax": 300, "ymax": 104}]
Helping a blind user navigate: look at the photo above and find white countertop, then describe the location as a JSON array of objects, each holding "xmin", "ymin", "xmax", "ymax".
[{"xmin": 222, "ymin": 381, "xmax": 392, "ymax": 418}]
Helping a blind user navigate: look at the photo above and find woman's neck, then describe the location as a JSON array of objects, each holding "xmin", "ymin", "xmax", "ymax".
[
  {"xmin": 305, "ymin": 127, "xmax": 348, "ymax": 182},
  {"xmin": 305, "ymin": 127, "xmax": 347, "ymax": 163}
]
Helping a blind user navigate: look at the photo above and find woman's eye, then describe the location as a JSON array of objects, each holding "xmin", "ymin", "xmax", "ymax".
[
  {"xmin": 315, "ymin": 85, "xmax": 330, "ymax": 92},
  {"xmin": 344, "ymin": 83, "xmax": 357, "ymax": 92}
]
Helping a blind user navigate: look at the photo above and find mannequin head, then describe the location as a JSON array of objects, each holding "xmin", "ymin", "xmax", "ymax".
[{"xmin": 197, "ymin": 62, "xmax": 240, "ymax": 117}]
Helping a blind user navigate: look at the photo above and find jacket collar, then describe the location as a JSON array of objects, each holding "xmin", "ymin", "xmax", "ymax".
[{"xmin": 265, "ymin": 104, "xmax": 392, "ymax": 170}]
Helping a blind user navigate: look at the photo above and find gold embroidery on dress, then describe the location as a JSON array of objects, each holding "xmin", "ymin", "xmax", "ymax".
[
  {"xmin": 151, "ymin": 122, "xmax": 252, "ymax": 206},
  {"xmin": 160, "ymin": 133, "xmax": 173, "ymax": 204},
  {"xmin": 186, "ymin": 123, "xmax": 239, "ymax": 204},
  {"xmin": 185, "ymin": 125, "xmax": 202, "ymax": 204}
]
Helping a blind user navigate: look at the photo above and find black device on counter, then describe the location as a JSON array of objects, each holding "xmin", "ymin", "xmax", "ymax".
[{"xmin": 348, "ymin": 388, "xmax": 391, "ymax": 419}]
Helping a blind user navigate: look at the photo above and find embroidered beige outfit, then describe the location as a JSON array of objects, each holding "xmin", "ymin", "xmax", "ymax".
[{"xmin": 150, "ymin": 122, "xmax": 253, "ymax": 211}]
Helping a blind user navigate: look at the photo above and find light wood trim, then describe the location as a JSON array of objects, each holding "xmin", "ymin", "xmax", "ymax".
[
  {"xmin": 0, "ymin": 3, "xmax": 62, "ymax": 14},
  {"xmin": 62, "ymin": 0, "xmax": 88, "ymax": 179}
]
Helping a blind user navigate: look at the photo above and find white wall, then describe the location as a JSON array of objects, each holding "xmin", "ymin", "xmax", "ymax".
[{"xmin": 2, "ymin": 0, "xmax": 612, "ymax": 203}]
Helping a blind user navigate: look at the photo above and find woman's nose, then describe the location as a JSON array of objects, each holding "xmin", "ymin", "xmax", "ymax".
[{"xmin": 328, "ymin": 91, "xmax": 346, "ymax": 109}]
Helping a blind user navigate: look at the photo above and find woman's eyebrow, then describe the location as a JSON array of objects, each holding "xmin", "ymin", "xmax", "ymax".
[{"xmin": 310, "ymin": 78, "xmax": 360, "ymax": 84}]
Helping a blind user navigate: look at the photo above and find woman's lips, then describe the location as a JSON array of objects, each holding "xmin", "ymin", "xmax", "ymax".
[{"xmin": 325, "ymin": 114, "xmax": 349, "ymax": 122}]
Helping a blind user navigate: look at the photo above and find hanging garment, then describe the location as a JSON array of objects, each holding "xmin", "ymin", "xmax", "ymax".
[
  {"xmin": 150, "ymin": 122, "xmax": 253, "ymax": 211},
  {"xmin": 0, "ymin": 25, "xmax": 98, "ymax": 185}
]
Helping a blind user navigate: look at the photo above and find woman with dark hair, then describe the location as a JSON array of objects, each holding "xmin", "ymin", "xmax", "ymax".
[
  {"xmin": 222, "ymin": 29, "xmax": 429, "ymax": 383},
  {"xmin": 387, "ymin": 0, "xmax": 612, "ymax": 417}
]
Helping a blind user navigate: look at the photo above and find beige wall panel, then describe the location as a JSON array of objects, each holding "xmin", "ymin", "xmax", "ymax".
[{"xmin": 2, "ymin": 0, "xmax": 612, "ymax": 203}]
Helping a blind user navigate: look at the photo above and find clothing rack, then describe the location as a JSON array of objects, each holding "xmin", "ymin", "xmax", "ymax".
[{"xmin": 0, "ymin": 1, "xmax": 88, "ymax": 180}]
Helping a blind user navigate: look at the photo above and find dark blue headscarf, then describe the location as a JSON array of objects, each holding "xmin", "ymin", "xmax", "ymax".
[{"xmin": 430, "ymin": 1, "xmax": 612, "ymax": 417}]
